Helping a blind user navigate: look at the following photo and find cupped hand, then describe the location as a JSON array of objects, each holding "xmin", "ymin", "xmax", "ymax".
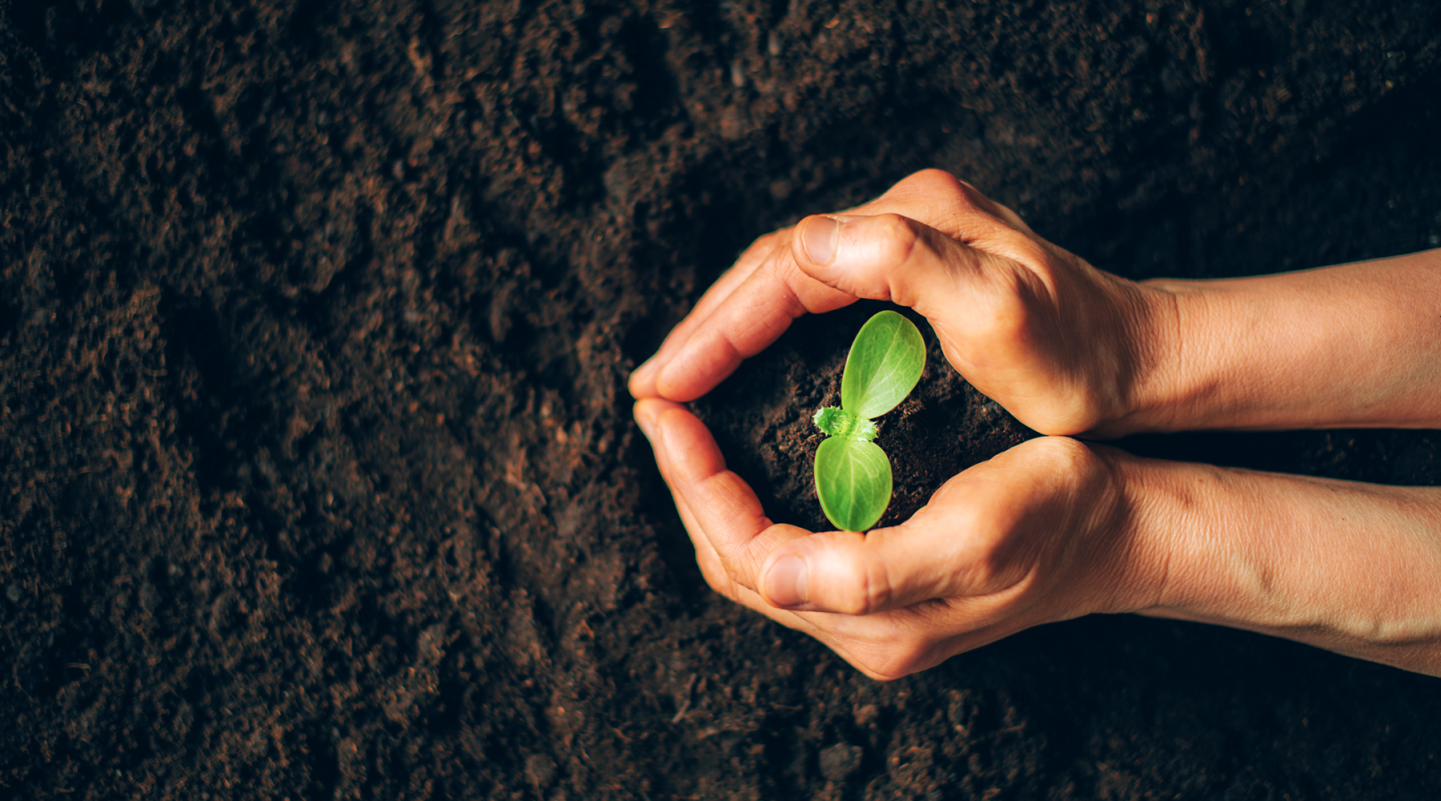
[
  {"xmin": 633, "ymin": 397, "xmax": 1158, "ymax": 680},
  {"xmin": 629, "ymin": 169, "xmax": 1172, "ymax": 438}
]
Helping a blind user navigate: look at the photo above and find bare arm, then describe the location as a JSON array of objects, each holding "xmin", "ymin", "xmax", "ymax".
[
  {"xmin": 1131, "ymin": 249, "xmax": 1441, "ymax": 433},
  {"xmin": 631, "ymin": 170, "xmax": 1441, "ymax": 679},
  {"xmin": 1119, "ymin": 451, "xmax": 1441, "ymax": 675}
]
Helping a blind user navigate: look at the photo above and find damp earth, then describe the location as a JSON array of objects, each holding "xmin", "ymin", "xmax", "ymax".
[{"xmin": 3, "ymin": 1, "xmax": 1441, "ymax": 799}]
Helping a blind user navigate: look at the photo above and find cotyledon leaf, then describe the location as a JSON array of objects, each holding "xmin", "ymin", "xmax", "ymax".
[
  {"xmin": 839, "ymin": 310, "xmax": 927, "ymax": 420},
  {"xmin": 814, "ymin": 437, "xmax": 893, "ymax": 532}
]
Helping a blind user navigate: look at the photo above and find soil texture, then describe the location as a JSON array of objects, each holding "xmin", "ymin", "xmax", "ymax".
[{"xmin": 3, "ymin": 1, "xmax": 1441, "ymax": 799}]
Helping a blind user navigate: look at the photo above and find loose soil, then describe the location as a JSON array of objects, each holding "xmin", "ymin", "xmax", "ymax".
[{"xmin": 3, "ymin": 1, "xmax": 1441, "ymax": 799}]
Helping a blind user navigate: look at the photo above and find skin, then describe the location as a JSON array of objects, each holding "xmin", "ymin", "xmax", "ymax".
[{"xmin": 630, "ymin": 169, "xmax": 1441, "ymax": 679}]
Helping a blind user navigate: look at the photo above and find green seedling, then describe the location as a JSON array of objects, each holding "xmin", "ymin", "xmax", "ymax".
[{"xmin": 812, "ymin": 310, "xmax": 926, "ymax": 531}]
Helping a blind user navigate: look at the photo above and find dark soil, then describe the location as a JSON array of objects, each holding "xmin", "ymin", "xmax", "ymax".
[{"xmin": 3, "ymin": 1, "xmax": 1441, "ymax": 799}]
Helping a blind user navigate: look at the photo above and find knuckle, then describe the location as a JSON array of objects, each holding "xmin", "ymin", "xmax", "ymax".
[
  {"xmin": 763, "ymin": 261, "xmax": 812, "ymax": 319},
  {"xmin": 1028, "ymin": 434, "xmax": 1103, "ymax": 474},
  {"xmin": 941, "ymin": 499, "xmax": 1014, "ymax": 591},
  {"xmin": 895, "ymin": 170, "xmax": 1004, "ymax": 237},
  {"xmin": 1002, "ymin": 233, "xmax": 1055, "ymax": 273},
  {"xmin": 733, "ymin": 231, "xmax": 785, "ymax": 274},
  {"xmin": 749, "ymin": 229, "xmax": 786, "ymax": 253},
  {"xmin": 946, "ymin": 182, "xmax": 1037, "ymax": 242},
  {"xmin": 970, "ymin": 272, "xmax": 1033, "ymax": 339},
  {"xmin": 697, "ymin": 554, "xmax": 737, "ymax": 600},
  {"xmin": 860, "ymin": 559, "xmax": 897, "ymax": 614},
  {"xmin": 966, "ymin": 546, "xmax": 1009, "ymax": 593},
  {"xmin": 816, "ymin": 543, "xmax": 889, "ymax": 615},
  {"xmin": 888, "ymin": 639, "xmax": 933, "ymax": 677},
  {"xmin": 871, "ymin": 213, "xmax": 923, "ymax": 264},
  {"xmin": 833, "ymin": 589, "xmax": 872, "ymax": 617},
  {"xmin": 951, "ymin": 179, "xmax": 991, "ymax": 212},
  {"xmin": 909, "ymin": 168, "xmax": 967, "ymax": 198},
  {"xmin": 854, "ymin": 637, "xmax": 932, "ymax": 681}
]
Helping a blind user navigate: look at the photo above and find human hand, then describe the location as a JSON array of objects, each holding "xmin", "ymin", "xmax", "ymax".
[
  {"xmin": 631, "ymin": 171, "xmax": 1441, "ymax": 677},
  {"xmin": 630, "ymin": 169, "xmax": 1174, "ymax": 438},
  {"xmin": 633, "ymin": 398, "xmax": 1158, "ymax": 680}
]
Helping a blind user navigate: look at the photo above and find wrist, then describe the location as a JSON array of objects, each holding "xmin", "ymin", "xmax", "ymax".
[
  {"xmin": 1114, "ymin": 251, "xmax": 1441, "ymax": 434},
  {"xmin": 1082, "ymin": 277, "xmax": 1192, "ymax": 438},
  {"xmin": 1114, "ymin": 453, "xmax": 1441, "ymax": 675},
  {"xmin": 1096, "ymin": 275, "xmax": 1249, "ymax": 437},
  {"xmin": 1082, "ymin": 445, "xmax": 1181, "ymax": 615}
]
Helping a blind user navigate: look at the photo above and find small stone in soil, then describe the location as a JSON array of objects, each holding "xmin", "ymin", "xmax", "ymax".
[{"xmin": 819, "ymin": 742, "xmax": 864, "ymax": 782}]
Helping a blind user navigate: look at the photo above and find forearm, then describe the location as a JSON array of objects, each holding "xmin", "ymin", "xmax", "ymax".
[
  {"xmin": 1124, "ymin": 248, "xmax": 1441, "ymax": 433},
  {"xmin": 1110, "ymin": 450, "xmax": 1441, "ymax": 676}
]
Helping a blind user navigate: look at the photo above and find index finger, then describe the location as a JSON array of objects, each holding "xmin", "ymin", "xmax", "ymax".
[
  {"xmin": 635, "ymin": 170, "xmax": 1011, "ymax": 403},
  {"xmin": 629, "ymin": 231, "xmax": 789, "ymax": 399},
  {"xmin": 654, "ymin": 257, "xmax": 856, "ymax": 401},
  {"xmin": 635, "ymin": 398, "xmax": 810, "ymax": 592}
]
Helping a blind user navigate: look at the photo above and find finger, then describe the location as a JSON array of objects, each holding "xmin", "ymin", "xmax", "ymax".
[
  {"xmin": 792, "ymin": 211, "xmax": 1034, "ymax": 328},
  {"xmin": 635, "ymin": 397, "xmax": 808, "ymax": 609},
  {"xmin": 638, "ymin": 170, "xmax": 1010, "ymax": 403},
  {"xmin": 674, "ymin": 485, "xmax": 954, "ymax": 681},
  {"xmin": 630, "ymin": 232, "xmax": 784, "ymax": 398},
  {"xmin": 635, "ymin": 398, "xmax": 750, "ymax": 600},
  {"xmin": 673, "ymin": 487, "xmax": 812, "ymax": 627},
  {"xmin": 652, "ymin": 258, "xmax": 856, "ymax": 401},
  {"xmin": 634, "ymin": 399, "xmax": 810, "ymax": 592},
  {"xmin": 864, "ymin": 169, "xmax": 1030, "ymax": 239},
  {"xmin": 758, "ymin": 437, "xmax": 1093, "ymax": 615},
  {"xmin": 673, "ymin": 486, "xmax": 838, "ymax": 643},
  {"xmin": 755, "ymin": 512, "xmax": 1027, "ymax": 616}
]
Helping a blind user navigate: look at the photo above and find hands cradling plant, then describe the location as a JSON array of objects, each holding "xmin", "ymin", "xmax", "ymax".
[{"xmin": 631, "ymin": 169, "xmax": 1441, "ymax": 679}]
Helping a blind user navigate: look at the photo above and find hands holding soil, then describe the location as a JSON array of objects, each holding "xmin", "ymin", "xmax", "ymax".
[{"xmin": 630, "ymin": 169, "xmax": 1441, "ymax": 679}]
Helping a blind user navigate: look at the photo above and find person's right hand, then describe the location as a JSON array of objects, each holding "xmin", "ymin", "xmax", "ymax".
[{"xmin": 629, "ymin": 169, "xmax": 1176, "ymax": 438}]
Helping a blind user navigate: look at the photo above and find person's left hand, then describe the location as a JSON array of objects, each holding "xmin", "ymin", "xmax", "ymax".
[{"xmin": 633, "ymin": 398, "xmax": 1160, "ymax": 680}]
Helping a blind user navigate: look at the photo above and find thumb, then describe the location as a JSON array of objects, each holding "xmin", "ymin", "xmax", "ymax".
[
  {"xmin": 757, "ymin": 509, "xmax": 1015, "ymax": 615},
  {"xmin": 791, "ymin": 212, "xmax": 1008, "ymax": 325}
]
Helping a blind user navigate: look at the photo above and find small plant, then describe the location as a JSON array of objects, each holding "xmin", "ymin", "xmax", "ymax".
[{"xmin": 812, "ymin": 310, "xmax": 926, "ymax": 531}]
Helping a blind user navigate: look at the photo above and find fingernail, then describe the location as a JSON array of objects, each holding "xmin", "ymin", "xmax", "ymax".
[
  {"xmin": 765, "ymin": 554, "xmax": 809, "ymax": 607},
  {"xmin": 801, "ymin": 216, "xmax": 840, "ymax": 266}
]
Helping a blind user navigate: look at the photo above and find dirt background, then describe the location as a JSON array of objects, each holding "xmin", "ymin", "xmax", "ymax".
[{"xmin": 3, "ymin": 0, "xmax": 1441, "ymax": 798}]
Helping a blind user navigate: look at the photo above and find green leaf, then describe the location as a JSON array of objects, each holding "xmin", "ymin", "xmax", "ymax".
[
  {"xmin": 814, "ymin": 437, "xmax": 893, "ymax": 532},
  {"xmin": 840, "ymin": 310, "xmax": 927, "ymax": 420}
]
